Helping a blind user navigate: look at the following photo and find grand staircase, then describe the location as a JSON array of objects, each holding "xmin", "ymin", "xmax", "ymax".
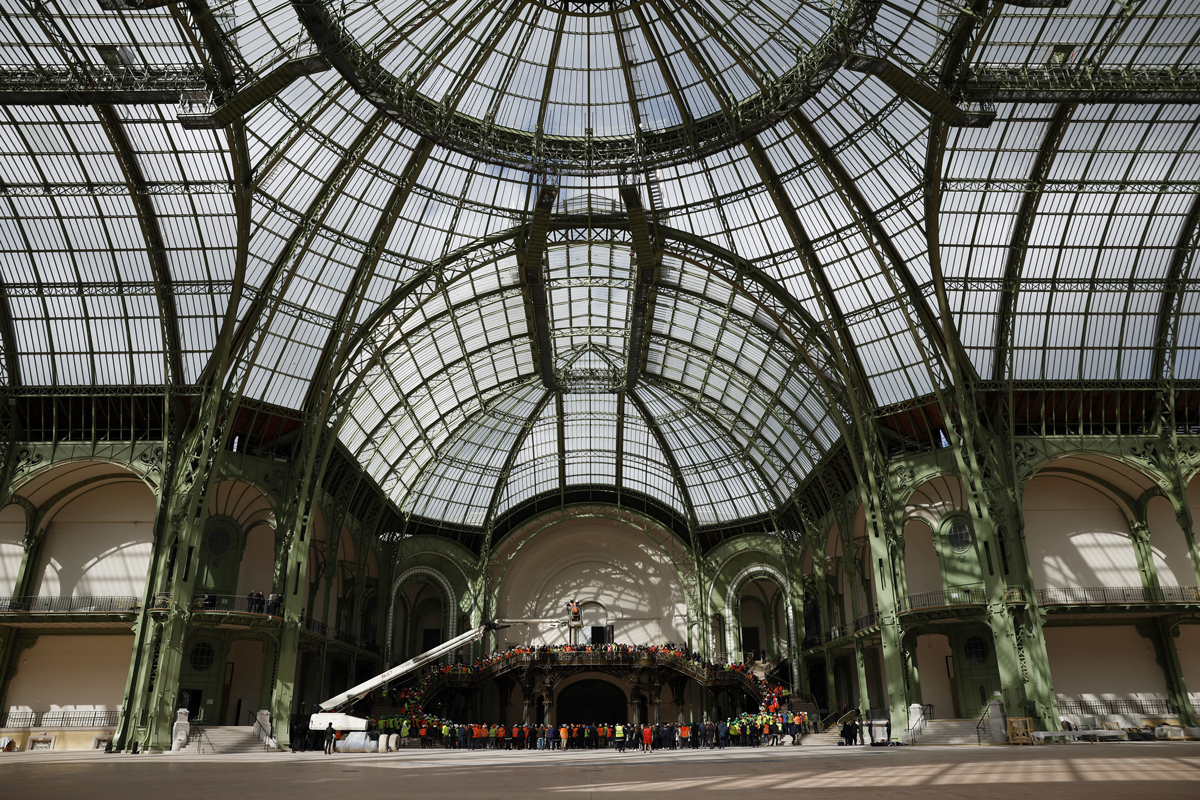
[
  {"xmin": 801, "ymin": 726, "xmax": 847, "ymax": 747},
  {"xmin": 180, "ymin": 725, "xmax": 270, "ymax": 754},
  {"xmin": 911, "ymin": 719, "xmax": 984, "ymax": 745}
]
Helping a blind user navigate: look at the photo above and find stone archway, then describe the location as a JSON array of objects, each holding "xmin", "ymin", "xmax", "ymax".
[{"xmin": 555, "ymin": 677, "xmax": 629, "ymax": 725}]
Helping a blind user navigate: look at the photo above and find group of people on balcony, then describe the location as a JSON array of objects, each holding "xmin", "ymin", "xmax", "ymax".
[{"xmin": 244, "ymin": 590, "xmax": 281, "ymax": 616}]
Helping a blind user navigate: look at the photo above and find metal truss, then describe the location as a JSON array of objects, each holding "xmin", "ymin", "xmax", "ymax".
[
  {"xmin": 992, "ymin": 103, "xmax": 1075, "ymax": 381},
  {"xmin": 845, "ymin": 53, "xmax": 995, "ymax": 127},
  {"xmin": 519, "ymin": 178, "xmax": 559, "ymax": 391},
  {"xmin": 619, "ymin": 178, "xmax": 659, "ymax": 390},
  {"xmin": 1154, "ymin": 195, "xmax": 1200, "ymax": 382},
  {"xmin": 0, "ymin": 181, "xmax": 233, "ymax": 196},
  {"xmin": 94, "ymin": 105, "xmax": 184, "ymax": 386},
  {"xmin": 957, "ymin": 65, "xmax": 1200, "ymax": 104},
  {"xmin": 178, "ymin": 54, "xmax": 330, "ymax": 128},
  {"xmin": 941, "ymin": 178, "xmax": 1200, "ymax": 195},
  {"xmin": 289, "ymin": 0, "xmax": 879, "ymax": 173},
  {"xmin": 0, "ymin": 63, "xmax": 208, "ymax": 104}
]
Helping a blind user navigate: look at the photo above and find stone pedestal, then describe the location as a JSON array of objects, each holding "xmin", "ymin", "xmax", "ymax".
[
  {"xmin": 987, "ymin": 697, "xmax": 1007, "ymax": 743},
  {"xmin": 170, "ymin": 709, "xmax": 189, "ymax": 752}
]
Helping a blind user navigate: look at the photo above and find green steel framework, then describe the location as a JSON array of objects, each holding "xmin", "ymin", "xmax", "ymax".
[{"xmin": 0, "ymin": 0, "xmax": 1197, "ymax": 750}]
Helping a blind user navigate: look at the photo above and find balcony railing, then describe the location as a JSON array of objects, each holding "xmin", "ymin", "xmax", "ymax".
[
  {"xmin": 0, "ymin": 596, "xmax": 140, "ymax": 613},
  {"xmin": 0, "ymin": 710, "xmax": 120, "ymax": 728},
  {"xmin": 1056, "ymin": 698, "xmax": 1176, "ymax": 717},
  {"xmin": 898, "ymin": 586, "xmax": 988, "ymax": 613},
  {"xmin": 1037, "ymin": 585, "xmax": 1200, "ymax": 605},
  {"xmin": 192, "ymin": 594, "xmax": 283, "ymax": 616},
  {"xmin": 301, "ymin": 615, "xmax": 326, "ymax": 636}
]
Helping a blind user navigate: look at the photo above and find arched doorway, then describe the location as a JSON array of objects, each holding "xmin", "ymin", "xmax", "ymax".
[{"xmin": 556, "ymin": 679, "xmax": 627, "ymax": 725}]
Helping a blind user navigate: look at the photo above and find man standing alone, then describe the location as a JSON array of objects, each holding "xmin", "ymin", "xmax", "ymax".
[{"xmin": 324, "ymin": 722, "xmax": 335, "ymax": 755}]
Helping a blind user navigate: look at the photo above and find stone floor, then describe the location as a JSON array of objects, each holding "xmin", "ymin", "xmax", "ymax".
[{"xmin": 3, "ymin": 742, "xmax": 1199, "ymax": 799}]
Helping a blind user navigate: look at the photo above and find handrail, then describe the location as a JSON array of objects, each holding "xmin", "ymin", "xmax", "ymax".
[
  {"xmin": 0, "ymin": 710, "xmax": 119, "ymax": 728},
  {"xmin": 975, "ymin": 702, "xmax": 991, "ymax": 745},
  {"xmin": 193, "ymin": 594, "xmax": 283, "ymax": 616},
  {"xmin": 1036, "ymin": 585, "xmax": 1200, "ymax": 605},
  {"xmin": 246, "ymin": 710, "xmax": 274, "ymax": 750},
  {"xmin": 188, "ymin": 723, "xmax": 215, "ymax": 754},
  {"xmin": 898, "ymin": 585, "xmax": 987, "ymax": 613},
  {"xmin": 906, "ymin": 705, "xmax": 928, "ymax": 743},
  {"xmin": 0, "ymin": 596, "xmax": 140, "ymax": 613}
]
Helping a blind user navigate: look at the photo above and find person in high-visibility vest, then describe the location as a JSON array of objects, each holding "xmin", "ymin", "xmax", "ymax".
[{"xmin": 615, "ymin": 721, "xmax": 625, "ymax": 752}]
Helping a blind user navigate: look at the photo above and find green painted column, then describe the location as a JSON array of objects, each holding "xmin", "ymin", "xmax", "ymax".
[
  {"xmin": 113, "ymin": 486, "xmax": 174, "ymax": 750},
  {"xmin": 854, "ymin": 636, "xmax": 871, "ymax": 713},
  {"xmin": 1142, "ymin": 619, "xmax": 1197, "ymax": 727}
]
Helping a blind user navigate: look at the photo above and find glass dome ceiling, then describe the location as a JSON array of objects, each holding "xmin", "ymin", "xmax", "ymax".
[
  {"xmin": 296, "ymin": 0, "xmax": 863, "ymax": 170},
  {"xmin": 0, "ymin": 0, "xmax": 1198, "ymax": 532}
]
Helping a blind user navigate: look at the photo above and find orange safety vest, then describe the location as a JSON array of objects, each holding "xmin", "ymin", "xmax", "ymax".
[{"xmin": 681, "ymin": 725, "xmax": 690, "ymax": 737}]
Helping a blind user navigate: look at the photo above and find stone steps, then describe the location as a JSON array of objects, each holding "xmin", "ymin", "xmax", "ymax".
[
  {"xmin": 911, "ymin": 719, "xmax": 985, "ymax": 745},
  {"xmin": 180, "ymin": 725, "xmax": 270, "ymax": 754}
]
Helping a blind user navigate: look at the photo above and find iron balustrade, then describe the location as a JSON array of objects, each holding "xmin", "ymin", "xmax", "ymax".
[
  {"xmin": 854, "ymin": 610, "xmax": 880, "ymax": 631},
  {"xmin": 192, "ymin": 594, "xmax": 284, "ymax": 616},
  {"xmin": 0, "ymin": 710, "xmax": 119, "ymax": 728},
  {"xmin": 898, "ymin": 586, "xmax": 988, "ymax": 612},
  {"xmin": 0, "ymin": 596, "xmax": 139, "ymax": 613},
  {"xmin": 301, "ymin": 615, "xmax": 327, "ymax": 636},
  {"xmin": 1056, "ymin": 699, "xmax": 1176, "ymax": 717},
  {"xmin": 416, "ymin": 650, "xmax": 768, "ymax": 708},
  {"xmin": 1036, "ymin": 585, "xmax": 1200, "ymax": 605}
]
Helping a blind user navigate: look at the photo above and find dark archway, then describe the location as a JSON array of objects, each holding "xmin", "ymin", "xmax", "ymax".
[{"xmin": 556, "ymin": 679, "xmax": 628, "ymax": 725}]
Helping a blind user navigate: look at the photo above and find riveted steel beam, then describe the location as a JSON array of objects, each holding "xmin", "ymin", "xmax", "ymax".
[
  {"xmin": 956, "ymin": 65, "xmax": 1200, "ymax": 104},
  {"xmin": 344, "ymin": 216, "xmax": 840, "ymax": 396},
  {"xmin": 179, "ymin": 54, "xmax": 330, "ymax": 129},
  {"xmin": 0, "ymin": 181, "xmax": 233, "ymax": 195},
  {"xmin": 615, "ymin": 390, "xmax": 626, "ymax": 494},
  {"xmin": 301, "ymin": 138, "xmax": 435, "ymax": 414},
  {"xmin": 619, "ymin": 181, "xmax": 659, "ymax": 390},
  {"xmin": 991, "ymin": 103, "xmax": 1076, "ymax": 381},
  {"xmin": 392, "ymin": 378, "xmax": 542, "ymax": 516},
  {"xmin": 741, "ymin": 137, "xmax": 874, "ymax": 408},
  {"xmin": 289, "ymin": 0, "xmax": 876, "ymax": 173},
  {"xmin": 1153, "ymin": 194, "xmax": 1200, "ymax": 382},
  {"xmin": 520, "ymin": 179, "xmax": 560, "ymax": 390},
  {"xmin": 846, "ymin": 53, "xmax": 995, "ymax": 127},
  {"xmin": 0, "ymin": 64, "xmax": 209, "ymax": 104},
  {"xmin": 555, "ymin": 391, "xmax": 568, "ymax": 501},
  {"xmin": 628, "ymin": 389, "xmax": 698, "ymax": 530},
  {"xmin": 0, "ymin": 271, "xmax": 19, "ymax": 386},
  {"xmin": 97, "ymin": 0, "xmax": 179, "ymax": 8},
  {"xmin": 94, "ymin": 105, "xmax": 185, "ymax": 386},
  {"xmin": 789, "ymin": 113, "xmax": 951, "ymax": 368},
  {"xmin": 641, "ymin": 377, "xmax": 785, "ymax": 511},
  {"xmin": 214, "ymin": 111, "xmax": 389, "ymax": 383},
  {"xmin": 483, "ymin": 389, "xmax": 555, "ymax": 532}
]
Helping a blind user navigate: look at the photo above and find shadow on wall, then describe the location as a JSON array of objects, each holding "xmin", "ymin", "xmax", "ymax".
[
  {"xmin": 33, "ymin": 483, "xmax": 156, "ymax": 597},
  {"xmin": 1024, "ymin": 478, "xmax": 1141, "ymax": 590}
]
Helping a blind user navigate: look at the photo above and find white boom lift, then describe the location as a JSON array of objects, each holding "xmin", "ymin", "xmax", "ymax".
[{"xmin": 309, "ymin": 618, "xmax": 561, "ymax": 732}]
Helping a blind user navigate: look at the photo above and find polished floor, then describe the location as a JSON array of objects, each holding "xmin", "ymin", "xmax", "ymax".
[{"xmin": 3, "ymin": 742, "xmax": 1199, "ymax": 799}]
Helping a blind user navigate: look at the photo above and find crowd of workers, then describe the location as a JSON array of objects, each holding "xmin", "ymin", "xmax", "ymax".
[
  {"xmin": 362, "ymin": 642, "xmax": 792, "ymax": 740},
  {"xmin": 361, "ymin": 711, "xmax": 814, "ymax": 753},
  {"xmin": 284, "ymin": 641, "xmax": 820, "ymax": 754}
]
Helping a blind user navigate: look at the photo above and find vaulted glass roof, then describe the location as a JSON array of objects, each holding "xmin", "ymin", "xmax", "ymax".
[{"xmin": 1, "ymin": 0, "xmax": 1198, "ymax": 530}]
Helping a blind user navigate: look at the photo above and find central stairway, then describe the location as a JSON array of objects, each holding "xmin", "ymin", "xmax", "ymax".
[
  {"xmin": 180, "ymin": 725, "xmax": 270, "ymax": 754},
  {"xmin": 911, "ymin": 719, "xmax": 984, "ymax": 745},
  {"xmin": 801, "ymin": 727, "xmax": 847, "ymax": 747}
]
